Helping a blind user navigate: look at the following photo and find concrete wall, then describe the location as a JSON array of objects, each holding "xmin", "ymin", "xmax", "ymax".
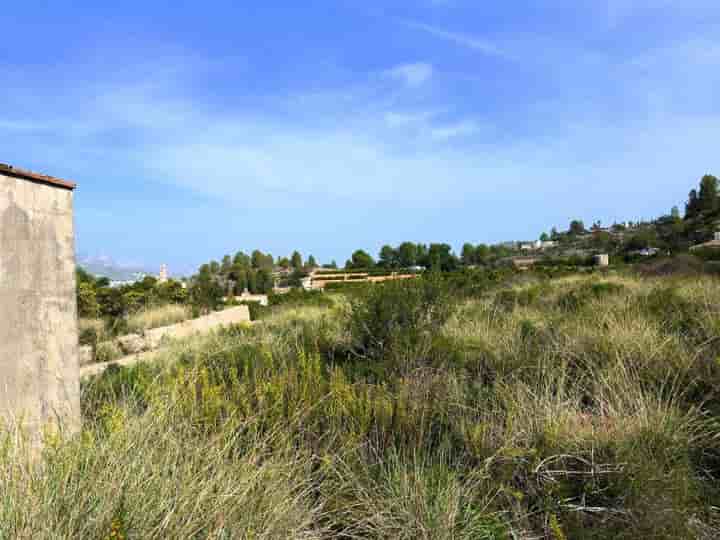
[{"xmin": 0, "ymin": 171, "xmax": 80, "ymax": 440}]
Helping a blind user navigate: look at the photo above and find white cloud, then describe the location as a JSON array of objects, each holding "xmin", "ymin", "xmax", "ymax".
[
  {"xmin": 383, "ymin": 110, "xmax": 438, "ymax": 128},
  {"xmin": 402, "ymin": 20, "xmax": 507, "ymax": 59},
  {"xmin": 430, "ymin": 120, "xmax": 480, "ymax": 140},
  {"xmin": 385, "ymin": 62, "xmax": 434, "ymax": 87}
]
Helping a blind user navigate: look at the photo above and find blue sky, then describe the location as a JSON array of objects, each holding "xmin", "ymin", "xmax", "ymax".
[{"xmin": 2, "ymin": 1, "xmax": 719, "ymax": 275}]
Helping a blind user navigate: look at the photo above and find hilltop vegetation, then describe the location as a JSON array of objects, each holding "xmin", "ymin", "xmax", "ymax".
[{"xmin": 4, "ymin": 270, "xmax": 720, "ymax": 538}]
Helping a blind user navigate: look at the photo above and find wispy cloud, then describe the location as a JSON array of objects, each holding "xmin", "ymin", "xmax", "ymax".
[
  {"xmin": 402, "ymin": 20, "xmax": 507, "ymax": 59},
  {"xmin": 385, "ymin": 62, "xmax": 434, "ymax": 87},
  {"xmin": 430, "ymin": 120, "xmax": 480, "ymax": 140}
]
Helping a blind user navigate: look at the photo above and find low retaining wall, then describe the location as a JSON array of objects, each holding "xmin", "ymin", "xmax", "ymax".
[
  {"xmin": 79, "ymin": 305, "xmax": 250, "ymax": 375},
  {"xmin": 144, "ymin": 305, "xmax": 251, "ymax": 348}
]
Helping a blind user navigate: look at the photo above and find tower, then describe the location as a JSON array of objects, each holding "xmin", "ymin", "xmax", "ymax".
[{"xmin": 158, "ymin": 264, "xmax": 168, "ymax": 283}]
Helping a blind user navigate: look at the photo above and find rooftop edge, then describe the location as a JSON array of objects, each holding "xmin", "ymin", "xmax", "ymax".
[{"xmin": 0, "ymin": 163, "xmax": 76, "ymax": 190}]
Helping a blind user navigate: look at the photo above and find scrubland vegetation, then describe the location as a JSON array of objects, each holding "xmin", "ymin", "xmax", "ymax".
[
  {"xmin": 124, "ymin": 304, "xmax": 192, "ymax": 334},
  {"xmin": 4, "ymin": 270, "xmax": 720, "ymax": 538}
]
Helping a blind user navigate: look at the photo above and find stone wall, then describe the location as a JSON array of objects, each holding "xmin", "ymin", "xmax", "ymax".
[{"xmin": 0, "ymin": 169, "xmax": 80, "ymax": 440}]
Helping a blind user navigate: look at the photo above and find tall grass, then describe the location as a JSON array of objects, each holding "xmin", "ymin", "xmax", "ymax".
[
  {"xmin": 125, "ymin": 304, "xmax": 192, "ymax": 334},
  {"xmin": 3, "ymin": 272, "xmax": 720, "ymax": 538},
  {"xmin": 0, "ymin": 397, "xmax": 331, "ymax": 539}
]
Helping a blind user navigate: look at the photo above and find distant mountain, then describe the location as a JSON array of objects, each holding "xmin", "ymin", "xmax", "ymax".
[{"xmin": 78, "ymin": 254, "xmax": 151, "ymax": 281}]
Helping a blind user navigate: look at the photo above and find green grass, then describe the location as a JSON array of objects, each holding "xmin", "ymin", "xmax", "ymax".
[{"xmin": 3, "ymin": 272, "xmax": 720, "ymax": 538}]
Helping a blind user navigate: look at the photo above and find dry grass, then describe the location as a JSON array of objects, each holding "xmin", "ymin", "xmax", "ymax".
[
  {"xmin": 3, "ymin": 272, "xmax": 720, "ymax": 538},
  {"xmin": 0, "ymin": 399, "xmax": 331, "ymax": 539},
  {"xmin": 125, "ymin": 304, "xmax": 192, "ymax": 334}
]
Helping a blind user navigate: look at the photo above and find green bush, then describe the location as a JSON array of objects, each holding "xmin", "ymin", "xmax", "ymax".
[
  {"xmin": 557, "ymin": 281, "xmax": 625, "ymax": 311},
  {"xmin": 79, "ymin": 325, "xmax": 99, "ymax": 347},
  {"xmin": 94, "ymin": 341, "xmax": 123, "ymax": 364},
  {"xmin": 268, "ymin": 289, "xmax": 334, "ymax": 309},
  {"xmin": 348, "ymin": 273, "xmax": 454, "ymax": 369},
  {"xmin": 238, "ymin": 300, "xmax": 268, "ymax": 320},
  {"xmin": 494, "ymin": 284, "xmax": 547, "ymax": 311}
]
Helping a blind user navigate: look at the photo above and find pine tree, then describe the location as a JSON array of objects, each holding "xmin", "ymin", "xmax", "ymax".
[
  {"xmin": 290, "ymin": 251, "xmax": 303, "ymax": 270},
  {"xmin": 698, "ymin": 174, "xmax": 719, "ymax": 212},
  {"xmin": 685, "ymin": 189, "xmax": 700, "ymax": 219}
]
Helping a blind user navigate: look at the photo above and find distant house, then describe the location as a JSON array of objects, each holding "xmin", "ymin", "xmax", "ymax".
[
  {"xmin": 520, "ymin": 240, "xmax": 558, "ymax": 251},
  {"xmin": 629, "ymin": 247, "xmax": 660, "ymax": 257},
  {"xmin": 690, "ymin": 232, "xmax": 720, "ymax": 251},
  {"xmin": 594, "ymin": 254, "xmax": 610, "ymax": 267}
]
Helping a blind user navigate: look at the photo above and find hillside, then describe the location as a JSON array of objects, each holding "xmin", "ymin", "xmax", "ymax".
[{"xmin": 4, "ymin": 271, "xmax": 720, "ymax": 538}]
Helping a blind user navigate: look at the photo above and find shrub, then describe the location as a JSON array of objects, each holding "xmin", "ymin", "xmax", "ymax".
[
  {"xmin": 556, "ymin": 280, "xmax": 625, "ymax": 311},
  {"xmin": 94, "ymin": 341, "xmax": 123, "ymax": 364},
  {"xmin": 347, "ymin": 273, "xmax": 454, "ymax": 369},
  {"xmin": 268, "ymin": 289, "xmax": 333, "ymax": 309},
  {"xmin": 238, "ymin": 300, "xmax": 268, "ymax": 320},
  {"xmin": 78, "ymin": 318, "xmax": 106, "ymax": 346}
]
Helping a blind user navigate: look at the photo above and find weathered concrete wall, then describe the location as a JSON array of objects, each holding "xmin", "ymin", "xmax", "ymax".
[{"xmin": 0, "ymin": 171, "xmax": 80, "ymax": 440}]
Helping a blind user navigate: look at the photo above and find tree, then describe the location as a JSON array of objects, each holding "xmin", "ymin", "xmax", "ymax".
[
  {"xmin": 686, "ymin": 189, "xmax": 700, "ymax": 219},
  {"xmin": 77, "ymin": 282, "xmax": 99, "ymax": 318},
  {"xmin": 190, "ymin": 273, "xmax": 223, "ymax": 312},
  {"xmin": 209, "ymin": 261, "xmax": 220, "ymax": 274},
  {"xmin": 290, "ymin": 251, "xmax": 303, "ymax": 270},
  {"xmin": 233, "ymin": 251, "xmax": 251, "ymax": 268},
  {"xmin": 397, "ymin": 242, "xmax": 418, "ymax": 268},
  {"xmin": 427, "ymin": 243, "xmax": 458, "ymax": 272},
  {"xmin": 347, "ymin": 250, "xmax": 375, "ymax": 269},
  {"xmin": 539, "ymin": 232, "xmax": 549, "ymax": 242},
  {"xmin": 221, "ymin": 255, "xmax": 232, "ymax": 274},
  {"xmin": 277, "ymin": 257, "xmax": 290, "ymax": 269},
  {"xmin": 416, "ymin": 244, "xmax": 429, "ymax": 267},
  {"xmin": 233, "ymin": 270, "xmax": 248, "ymax": 295},
  {"xmin": 698, "ymin": 174, "xmax": 719, "ymax": 212},
  {"xmin": 569, "ymin": 220, "xmax": 585, "ymax": 236},
  {"xmin": 475, "ymin": 244, "xmax": 490, "ymax": 263},
  {"xmin": 378, "ymin": 245, "xmax": 398, "ymax": 268},
  {"xmin": 307, "ymin": 255, "xmax": 317, "ymax": 268},
  {"xmin": 625, "ymin": 229, "xmax": 658, "ymax": 251},
  {"xmin": 251, "ymin": 250, "xmax": 273, "ymax": 270},
  {"xmin": 461, "ymin": 243, "xmax": 476, "ymax": 265},
  {"xmin": 155, "ymin": 280, "xmax": 188, "ymax": 304},
  {"xmin": 670, "ymin": 206, "xmax": 681, "ymax": 221},
  {"xmin": 247, "ymin": 271, "xmax": 258, "ymax": 294},
  {"xmin": 256, "ymin": 269, "xmax": 275, "ymax": 293},
  {"xmin": 122, "ymin": 290, "xmax": 146, "ymax": 313},
  {"xmin": 96, "ymin": 287, "xmax": 126, "ymax": 319},
  {"xmin": 550, "ymin": 227, "xmax": 560, "ymax": 240}
]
